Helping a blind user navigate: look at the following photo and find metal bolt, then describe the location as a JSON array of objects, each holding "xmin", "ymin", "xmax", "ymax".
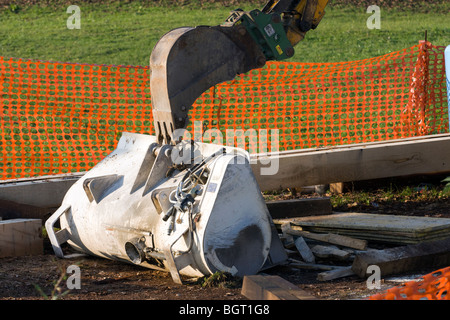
[{"xmin": 285, "ymin": 47, "xmax": 295, "ymax": 57}]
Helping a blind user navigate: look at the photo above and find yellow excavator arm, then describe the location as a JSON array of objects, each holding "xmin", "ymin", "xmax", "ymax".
[{"xmin": 150, "ymin": 0, "xmax": 330, "ymax": 145}]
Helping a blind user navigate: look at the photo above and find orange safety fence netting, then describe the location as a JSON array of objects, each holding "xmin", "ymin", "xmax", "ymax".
[
  {"xmin": 369, "ymin": 266, "xmax": 450, "ymax": 300},
  {"xmin": 0, "ymin": 41, "xmax": 448, "ymax": 180}
]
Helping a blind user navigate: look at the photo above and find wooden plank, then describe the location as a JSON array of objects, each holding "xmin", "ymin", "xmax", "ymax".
[
  {"xmin": 293, "ymin": 228, "xmax": 367, "ymax": 250},
  {"xmin": 351, "ymin": 237, "xmax": 450, "ymax": 278},
  {"xmin": 287, "ymin": 212, "xmax": 450, "ymax": 244},
  {"xmin": 311, "ymin": 244, "xmax": 351, "ymax": 261},
  {"xmin": 330, "ymin": 182, "xmax": 344, "ymax": 194},
  {"xmin": 0, "ymin": 173, "xmax": 82, "ymax": 209},
  {"xmin": 289, "ymin": 212, "xmax": 450, "ymax": 233},
  {"xmin": 0, "ymin": 219, "xmax": 43, "ymax": 258},
  {"xmin": 289, "ymin": 260, "xmax": 338, "ymax": 271},
  {"xmin": 241, "ymin": 274, "xmax": 317, "ymax": 300},
  {"xmin": 294, "ymin": 237, "xmax": 315, "ymax": 263},
  {"xmin": 0, "ymin": 199, "xmax": 53, "ymax": 221},
  {"xmin": 251, "ymin": 133, "xmax": 450, "ymax": 191}
]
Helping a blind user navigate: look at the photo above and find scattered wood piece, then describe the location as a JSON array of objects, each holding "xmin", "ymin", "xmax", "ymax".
[
  {"xmin": 351, "ymin": 236, "xmax": 450, "ymax": 278},
  {"xmin": 287, "ymin": 212, "xmax": 450, "ymax": 245},
  {"xmin": 329, "ymin": 182, "xmax": 344, "ymax": 194},
  {"xmin": 317, "ymin": 266, "xmax": 355, "ymax": 281},
  {"xmin": 241, "ymin": 274, "xmax": 317, "ymax": 300},
  {"xmin": 0, "ymin": 173, "xmax": 81, "ymax": 209},
  {"xmin": 280, "ymin": 222, "xmax": 291, "ymax": 233},
  {"xmin": 0, "ymin": 218, "xmax": 43, "ymax": 258},
  {"xmin": 288, "ymin": 259, "xmax": 339, "ymax": 271},
  {"xmin": 251, "ymin": 133, "xmax": 450, "ymax": 191},
  {"xmin": 279, "ymin": 222, "xmax": 367, "ymax": 250},
  {"xmin": 311, "ymin": 244, "xmax": 352, "ymax": 261},
  {"xmin": 266, "ymin": 197, "xmax": 332, "ymax": 219},
  {"xmin": 294, "ymin": 237, "xmax": 315, "ymax": 263},
  {"xmin": 0, "ymin": 199, "xmax": 52, "ymax": 221},
  {"xmin": 293, "ymin": 227, "xmax": 367, "ymax": 250}
]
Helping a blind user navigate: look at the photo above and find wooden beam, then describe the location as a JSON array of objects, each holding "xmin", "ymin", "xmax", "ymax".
[
  {"xmin": 0, "ymin": 199, "xmax": 54, "ymax": 221},
  {"xmin": 0, "ymin": 173, "xmax": 82, "ymax": 216},
  {"xmin": 277, "ymin": 221, "xmax": 368, "ymax": 250},
  {"xmin": 0, "ymin": 219, "xmax": 43, "ymax": 258},
  {"xmin": 310, "ymin": 244, "xmax": 351, "ymax": 261},
  {"xmin": 241, "ymin": 274, "xmax": 317, "ymax": 300},
  {"xmin": 330, "ymin": 182, "xmax": 345, "ymax": 194},
  {"xmin": 251, "ymin": 133, "xmax": 450, "ymax": 191},
  {"xmin": 294, "ymin": 237, "xmax": 315, "ymax": 263},
  {"xmin": 284, "ymin": 212, "xmax": 450, "ymax": 245},
  {"xmin": 3, "ymin": 134, "xmax": 450, "ymax": 212},
  {"xmin": 317, "ymin": 266, "xmax": 355, "ymax": 281},
  {"xmin": 288, "ymin": 260, "xmax": 338, "ymax": 271}
]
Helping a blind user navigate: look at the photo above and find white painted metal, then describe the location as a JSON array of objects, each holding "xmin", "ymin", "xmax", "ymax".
[{"xmin": 46, "ymin": 132, "xmax": 284, "ymax": 283}]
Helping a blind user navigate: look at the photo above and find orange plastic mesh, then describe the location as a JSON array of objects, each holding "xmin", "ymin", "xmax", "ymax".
[
  {"xmin": 369, "ymin": 266, "xmax": 450, "ymax": 300},
  {"xmin": 0, "ymin": 42, "xmax": 447, "ymax": 180}
]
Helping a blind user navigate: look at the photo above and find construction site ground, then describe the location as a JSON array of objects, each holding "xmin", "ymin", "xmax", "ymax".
[{"xmin": 1, "ymin": 175, "xmax": 450, "ymax": 301}]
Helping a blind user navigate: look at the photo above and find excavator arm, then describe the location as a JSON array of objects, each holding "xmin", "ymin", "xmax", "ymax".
[{"xmin": 150, "ymin": 0, "xmax": 329, "ymax": 145}]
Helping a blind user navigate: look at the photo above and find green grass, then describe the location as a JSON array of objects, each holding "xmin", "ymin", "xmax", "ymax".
[
  {"xmin": 0, "ymin": 1, "xmax": 448, "ymax": 65},
  {"xmin": 302, "ymin": 5, "xmax": 450, "ymax": 62},
  {"xmin": 330, "ymin": 185, "xmax": 448, "ymax": 208},
  {"xmin": 329, "ymin": 183, "xmax": 450, "ymax": 216},
  {"xmin": 0, "ymin": 3, "xmax": 240, "ymax": 66}
]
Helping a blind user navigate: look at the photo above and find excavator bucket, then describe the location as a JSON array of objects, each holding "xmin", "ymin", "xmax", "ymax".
[{"xmin": 150, "ymin": 25, "xmax": 266, "ymax": 145}]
